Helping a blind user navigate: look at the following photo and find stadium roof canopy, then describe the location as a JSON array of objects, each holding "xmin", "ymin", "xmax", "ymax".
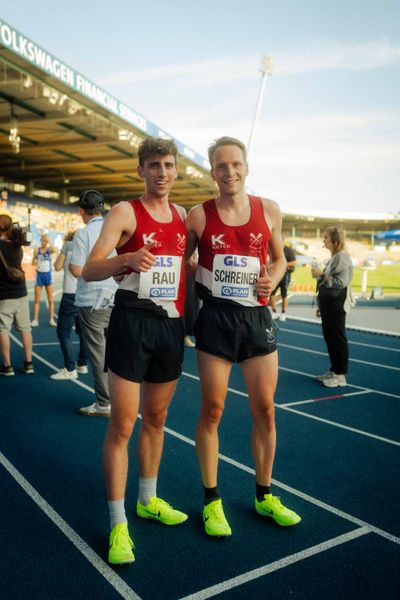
[{"xmin": 0, "ymin": 19, "xmax": 217, "ymax": 208}]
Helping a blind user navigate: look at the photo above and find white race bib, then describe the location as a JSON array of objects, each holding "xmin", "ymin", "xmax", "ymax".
[
  {"xmin": 138, "ymin": 255, "xmax": 181, "ymax": 301},
  {"xmin": 37, "ymin": 257, "xmax": 50, "ymax": 273},
  {"xmin": 211, "ymin": 254, "xmax": 260, "ymax": 301}
]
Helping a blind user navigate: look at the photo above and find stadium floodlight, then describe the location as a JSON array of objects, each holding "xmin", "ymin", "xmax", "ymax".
[{"xmin": 247, "ymin": 54, "xmax": 273, "ymax": 162}]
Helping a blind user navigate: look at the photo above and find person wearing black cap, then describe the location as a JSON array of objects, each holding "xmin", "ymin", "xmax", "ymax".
[{"xmin": 69, "ymin": 190, "xmax": 117, "ymax": 416}]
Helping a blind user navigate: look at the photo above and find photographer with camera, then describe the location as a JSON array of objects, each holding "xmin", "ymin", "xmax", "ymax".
[{"xmin": 0, "ymin": 213, "xmax": 34, "ymax": 376}]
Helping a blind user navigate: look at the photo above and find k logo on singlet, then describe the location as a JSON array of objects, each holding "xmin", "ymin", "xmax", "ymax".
[
  {"xmin": 177, "ymin": 233, "xmax": 186, "ymax": 253},
  {"xmin": 211, "ymin": 233, "xmax": 230, "ymax": 249},
  {"xmin": 249, "ymin": 233, "xmax": 263, "ymax": 250},
  {"xmin": 143, "ymin": 232, "xmax": 161, "ymax": 247}
]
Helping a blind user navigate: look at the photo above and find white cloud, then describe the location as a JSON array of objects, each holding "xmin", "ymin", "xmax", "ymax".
[{"xmin": 99, "ymin": 40, "xmax": 400, "ymax": 89}]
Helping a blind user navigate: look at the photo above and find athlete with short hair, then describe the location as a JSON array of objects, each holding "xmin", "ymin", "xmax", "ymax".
[
  {"xmin": 185, "ymin": 136, "xmax": 301, "ymax": 536},
  {"xmin": 83, "ymin": 137, "xmax": 188, "ymax": 565}
]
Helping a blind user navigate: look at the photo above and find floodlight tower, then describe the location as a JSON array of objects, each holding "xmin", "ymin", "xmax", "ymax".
[{"xmin": 247, "ymin": 54, "xmax": 273, "ymax": 162}]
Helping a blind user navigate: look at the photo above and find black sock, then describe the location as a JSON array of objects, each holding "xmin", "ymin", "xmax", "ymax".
[
  {"xmin": 204, "ymin": 486, "xmax": 220, "ymax": 506},
  {"xmin": 256, "ymin": 483, "xmax": 271, "ymax": 502}
]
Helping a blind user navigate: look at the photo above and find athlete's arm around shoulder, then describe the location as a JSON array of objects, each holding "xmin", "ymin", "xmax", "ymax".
[
  {"xmin": 261, "ymin": 197, "xmax": 287, "ymax": 288},
  {"xmin": 184, "ymin": 204, "xmax": 205, "ymax": 275},
  {"xmin": 82, "ymin": 201, "xmax": 138, "ymax": 282}
]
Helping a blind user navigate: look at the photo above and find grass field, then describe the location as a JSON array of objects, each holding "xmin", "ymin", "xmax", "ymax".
[{"xmin": 291, "ymin": 264, "xmax": 400, "ymax": 294}]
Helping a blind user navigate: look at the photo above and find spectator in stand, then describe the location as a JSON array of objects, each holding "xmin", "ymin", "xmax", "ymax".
[
  {"xmin": 0, "ymin": 213, "xmax": 34, "ymax": 375},
  {"xmin": 269, "ymin": 242, "xmax": 296, "ymax": 322},
  {"xmin": 50, "ymin": 231, "xmax": 88, "ymax": 381},
  {"xmin": 31, "ymin": 233, "xmax": 57, "ymax": 327}
]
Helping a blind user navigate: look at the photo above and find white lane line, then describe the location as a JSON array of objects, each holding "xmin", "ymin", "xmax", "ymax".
[
  {"xmin": 278, "ymin": 365, "xmax": 400, "ymax": 400},
  {"xmin": 280, "ymin": 342, "xmax": 400, "ymax": 372},
  {"xmin": 287, "ymin": 315, "xmax": 400, "ymax": 338},
  {"xmin": 163, "ymin": 424, "xmax": 400, "ymax": 546},
  {"xmin": 0, "ymin": 451, "xmax": 141, "ymax": 600},
  {"xmin": 279, "ymin": 405, "xmax": 400, "ymax": 447},
  {"xmin": 178, "ymin": 527, "xmax": 370, "ymax": 600},
  {"xmin": 8, "ymin": 336, "xmax": 400, "ymax": 544},
  {"xmin": 11, "ymin": 331, "xmax": 400, "ymax": 439},
  {"xmin": 281, "ymin": 389, "xmax": 372, "ymax": 407},
  {"xmin": 278, "ymin": 327, "xmax": 400, "ymax": 353},
  {"xmin": 183, "ymin": 369, "xmax": 400, "ymax": 441}
]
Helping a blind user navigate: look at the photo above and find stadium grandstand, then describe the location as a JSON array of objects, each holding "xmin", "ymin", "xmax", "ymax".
[{"xmin": 1, "ymin": 18, "xmax": 399, "ymax": 254}]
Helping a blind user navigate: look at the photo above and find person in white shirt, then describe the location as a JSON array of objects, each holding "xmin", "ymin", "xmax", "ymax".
[{"xmin": 69, "ymin": 190, "xmax": 117, "ymax": 416}]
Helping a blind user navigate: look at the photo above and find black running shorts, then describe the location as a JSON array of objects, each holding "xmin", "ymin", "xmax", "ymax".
[
  {"xmin": 194, "ymin": 302, "xmax": 277, "ymax": 363},
  {"xmin": 105, "ymin": 306, "xmax": 184, "ymax": 383}
]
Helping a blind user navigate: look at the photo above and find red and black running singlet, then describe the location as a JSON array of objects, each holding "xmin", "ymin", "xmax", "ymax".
[
  {"xmin": 115, "ymin": 199, "xmax": 186, "ymax": 318},
  {"xmin": 196, "ymin": 195, "xmax": 271, "ymax": 307}
]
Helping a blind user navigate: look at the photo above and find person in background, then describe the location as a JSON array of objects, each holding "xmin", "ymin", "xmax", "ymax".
[
  {"xmin": 50, "ymin": 231, "xmax": 88, "ymax": 380},
  {"xmin": 0, "ymin": 214, "xmax": 34, "ymax": 375},
  {"xmin": 83, "ymin": 137, "xmax": 188, "ymax": 566},
  {"xmin": 31, "ymin": 233, "xmax": 57, "ymax": 327},
  {"xmin": 185, "ymin": 136, "xmax": 301, "ymax": 538},
  {"xmin": 312, "ymin": 226, "xmax": 353, "ymax": 388},
  {"xmin": 269, "ymin": 242, "xmax": 296, "ymax": 322},
  {"xmin": 69, "ymin": 190, "xmax": 117, "ymax": 416}
]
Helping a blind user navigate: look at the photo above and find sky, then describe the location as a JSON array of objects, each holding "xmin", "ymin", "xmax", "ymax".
[{"xmin": 2, "ymin": 1, "xmax": 400, "ymax": 216}]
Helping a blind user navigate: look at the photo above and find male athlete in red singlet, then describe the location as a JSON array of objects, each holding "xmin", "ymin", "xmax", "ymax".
[
  {"xmin": 83, "ymin": 138, "xmax": 188, "ymax": 565},
  {"xmin": 185, "ymin": 136, "xmax": 301, "ymax": 537}
]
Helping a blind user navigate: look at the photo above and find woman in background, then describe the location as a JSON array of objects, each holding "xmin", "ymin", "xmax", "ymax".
[
  {"xmin": 31, "ymin": 233, "xmax": 57, "ymax": 326},
  {"xmin": 312, "ymin": 226, "xmax": 353, "ymax": 388}
]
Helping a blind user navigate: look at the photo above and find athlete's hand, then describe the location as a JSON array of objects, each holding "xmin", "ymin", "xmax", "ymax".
[
  {"xmin": 256, "ymin": 264, "xmax": 275, "ymax": 298},
  {"xmin": 127, "ymin": 242, "xmax": 156, "ymax": 272}
]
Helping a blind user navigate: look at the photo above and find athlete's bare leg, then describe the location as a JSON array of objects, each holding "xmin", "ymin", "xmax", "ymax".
[
  {"xmin": 137, "ymin": 379, "xmax": 178, "ymax": 478},
  {"xmin": 33, "ymin": 285, "xmax": 42, "ymax": 321},
  {"xmin": 103, "ymin": 370, "xmax": 140, "ymax": 500},
  {"xmin": 195, "ymin": 351, "xmax": 232, "ymax": 488},
  {"xmin": 45, "ymin": 284, "xmax": 54, "ymax": 320},
  {"xmin": 282, "ymin": 296, "xmax": 289, "ymax": 313},
  {"xmin": 241, "ymin": 352, "xmax": 278, "ymax": 485}
]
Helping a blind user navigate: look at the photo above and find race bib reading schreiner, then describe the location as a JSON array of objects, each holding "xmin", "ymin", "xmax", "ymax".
[
  {"xmin": 211, "ymin": 254, "xmax": 260, "ymax": 301},
  {"xmin": 138, "ymin": 255, "xmax": 181, "ymax": 301}
]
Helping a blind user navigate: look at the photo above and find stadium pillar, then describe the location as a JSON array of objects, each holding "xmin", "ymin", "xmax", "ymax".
[
  {"xmin": 60, "ymin": 189, "xmax": 69, "ymax": 205},
  {"xmin": 26, "ymin": 180, "xmax": 34, "ymax": 198}
]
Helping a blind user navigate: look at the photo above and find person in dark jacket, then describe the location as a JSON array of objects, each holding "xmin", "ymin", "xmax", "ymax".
[{"xmin": 0, "ymin": 213, "xmax": 34, "ymax": 375}]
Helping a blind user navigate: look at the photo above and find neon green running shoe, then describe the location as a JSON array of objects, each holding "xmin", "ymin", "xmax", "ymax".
[
  {"xmin": 255, "ymin": 493, "xmax": 301, "ymax": 526},
  {"xmin": 203, "ymin": 499, "xmax": 232, "ymax": 537},
  {"xmin": 108, "ymin": 522, "xmax": 135, "ymax": 565},
  {"xmin": 136, "ymin": 497, "xmax": 188, "ymax": 525}
]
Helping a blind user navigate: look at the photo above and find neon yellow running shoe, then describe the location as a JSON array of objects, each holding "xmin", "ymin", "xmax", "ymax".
[
  {"xmin": 255, "ymin": 493, "xmax": 301, "ymax": 526},
  {"xmin": 136, "ymin": 497, "xmax": 188, "ymax": 525},
  {"xmin": 108, "ymin": 522, "xmax": 135, "ymax": 565},
  {"xmin": 203, "ymin": 499, "xmax": 232, "ymax": 537}
]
